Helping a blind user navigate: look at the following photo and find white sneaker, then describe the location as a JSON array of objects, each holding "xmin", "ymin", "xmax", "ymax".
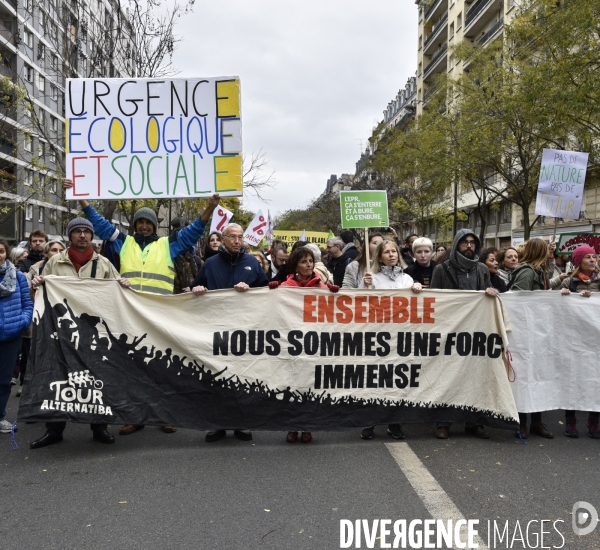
[
  {"xmin": 0, "ymin": 419, "xmax": 14, "ymax": 433},
  {"xmin": 10, "ymin": 378, "xmax": 18, "ymax": 386}
]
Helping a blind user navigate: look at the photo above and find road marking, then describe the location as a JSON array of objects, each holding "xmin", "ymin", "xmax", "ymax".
[{"xmin": 385, "ymin": 442, "xmax": 489, "ymax": 549}]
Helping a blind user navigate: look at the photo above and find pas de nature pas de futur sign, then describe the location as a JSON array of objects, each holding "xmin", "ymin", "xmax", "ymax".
[
  {"xmin": 65, "ymin": 77, "xmax": 243, "ymax": 200},
  {"xmin": 340, "ymin": 190, "xmax": 389, "ymax": 229}
]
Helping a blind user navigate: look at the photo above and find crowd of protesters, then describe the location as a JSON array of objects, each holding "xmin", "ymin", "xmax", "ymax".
[{"xmin": 1, "ymin": 187, "xmax": 599, "ymax": 448}]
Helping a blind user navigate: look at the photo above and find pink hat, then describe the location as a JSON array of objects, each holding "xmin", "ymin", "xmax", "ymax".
[{"xmin": 572, "ymin": 245, "xmax": 596, "ymax": 267}]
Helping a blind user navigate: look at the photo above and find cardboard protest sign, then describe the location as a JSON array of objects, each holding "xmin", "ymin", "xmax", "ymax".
[
  {"xmin": 65, "ymin": 77, "xmax": 243, "ymax": 200},
  {"xmin": 209, "ymin": 205, "xmax": 234, "ymax": 235},
  {"xmin": 19, "ymin": 279, "xmax": 519, "ymax": 430},
  {"xmin": 535, "ymin": 149, "xmax": 588, "ymax": 218},
  {"xmin": 340, "ymin": 190, "xmax": 389, "ymax": 229},
  {"xmin": 556, "ymin": 232, "xmax": 600, "ymax": 254}
]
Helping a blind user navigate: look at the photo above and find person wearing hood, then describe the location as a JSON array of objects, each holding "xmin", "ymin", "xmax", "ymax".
[
  {"xmin": 191, "ymin": 223, "xmax": 269, "ymax": 443},
  {"xmin": 430, "ymin": 228, "xmax": 498, "ymax": 440},
  {"xmin": 63, "ymin": 178, "xmax": 219, "ymax": 436},
  {"xmin": 340, "ymin": 230, "xmax": 360, "ymax": 261},
  {"xmin": 62, "ymin": 178, "xmax": 219, "ymax": 296}
]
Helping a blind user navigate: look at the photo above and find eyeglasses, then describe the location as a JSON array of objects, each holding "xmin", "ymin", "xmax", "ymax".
[
  {"xmin": 73, "ymin": 229, "xmax": 92, "ymax": 235},
  {"xmin": 460, "ymin": 240, "xmax": 476, "ymax": 247},
  {"xmin": 223, "ymin": 235, "xmax": 243, "ymax": 241}
]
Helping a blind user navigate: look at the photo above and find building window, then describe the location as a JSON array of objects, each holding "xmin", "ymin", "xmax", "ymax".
[
  {"xmin": 38, "ymin": 141, "xmax": 45, "ymax": 158},
  {"xmin": 457, "ymin": 12, "xmax": 462, "ymax": 30},
  {"xmin": 24, "ymin": 0, "xmax": 33, "ymax": 13},
  {"xmin": 38, "ymin": 206, "xmax": 44, "ymax": 223},
  {"xmin": 24, "ymin": 170, "xmax": 33, "ymax": 186},
  {"xmin": 24, "ymin": 30, "xmax": 33, "ymax": 49},
  {"xmin": 51, "ymin": 54, "xmax": 58, "ymax": 70},
  {"xmin": 51, "ymin": 116, "xmax": 57, "ymax": 131},
  {"xmin": 500, "ymin": 202, "xmax": 512, "ymax": 224},
  {"xmin": 37, "ymin": 74, "xmax": 46, "ymax": 93},
  {"xmin": 50, "ymin": 147, "xmax": 56, "ymax": 163},
  {"xmin": 50, "ymin": 177, "xmax": 57, "ymax": 193},
  {"xmin": 25, "ymin": 65, "xmax": 33, "ymax": 82},
  {"xmin": 26, "ymin": 204, "xmax": 33, "ymax": 220},
  {"xmin": 50, "ymin": 83, "xmax": 58, "ymax": 101},
  {"xmin": 24, "ymin": 135, "xmax": 32, "ymax": 152}
]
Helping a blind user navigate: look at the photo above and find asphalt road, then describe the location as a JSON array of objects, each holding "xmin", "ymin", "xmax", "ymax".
[{"xmin": 2, "ymin": 390, "xmax": 599, "ymax": 550}]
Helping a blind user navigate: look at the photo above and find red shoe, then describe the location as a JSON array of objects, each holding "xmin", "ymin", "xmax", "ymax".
[
  {"xmin": 300, "ymin": 431, "xmax": 312, "ymax": 443},
  {"xmin": 286, "ymin": 431, "xmax": 298, "ymax": 443}
]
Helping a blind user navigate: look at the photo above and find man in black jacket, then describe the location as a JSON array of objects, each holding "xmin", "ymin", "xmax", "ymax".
[
  {"xmin": 325, "ymin": 237, "xmax": 351, "ymax": 286},
  {"xmin": 430, "ymin": 228, "xmax": 498, "ymax": 441},
  {"xmin": 18, "ymin": 229, "xmax": 47, "ymax": 273},
  {"xmin": 192, "ymin": 223, "xmax": 268, "ymax": 443}
]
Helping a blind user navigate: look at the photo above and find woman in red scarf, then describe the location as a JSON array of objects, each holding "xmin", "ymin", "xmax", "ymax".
[{"xmin": 272, "ymin": 247, "xmax": 338, "ymax": 443}]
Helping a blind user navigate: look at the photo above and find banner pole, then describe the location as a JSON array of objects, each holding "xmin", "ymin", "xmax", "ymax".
[
  {"xmin": 364, "ymin": 227, "xmax": 371, "ymax": 289},
  {"xmin": 552, "ymin": 216, "xmax": 558, "ymax": 243}
]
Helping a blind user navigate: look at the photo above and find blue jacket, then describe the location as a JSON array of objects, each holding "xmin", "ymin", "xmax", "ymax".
[
  {"xmin": 0, "ymin": 271, "xmax": 34, "ymax": 342},
  {"xmin": 82, "ymin": 204, "xmax": 208, "ymax": 272},
  {"xmin": 192, "ymin": 246, "xmax": 269, "ymax": 290}
]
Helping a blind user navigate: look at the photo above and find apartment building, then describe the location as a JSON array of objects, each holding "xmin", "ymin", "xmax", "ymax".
[
  {"xmin": 414, "ymin": 0, "xmax": 598, "ymax": 247},
  {"xmin": 0, "ymin": 0, "xmax": 134, "ymax": 242}
]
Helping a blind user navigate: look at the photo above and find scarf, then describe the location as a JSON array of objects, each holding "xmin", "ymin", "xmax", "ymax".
[
  {"xmin": 134, "ymin": 232, "xmax": 160, "ymax": 251},
  {"xmin": 68, "ymin": 246, "xmax": 94, "ymax": 273},
  {"xmin": 452, "ymin": 251, "xmax": 479, "ymax": 291},
  {"xmin": 379, "ymin": 265, "xmax": 405, "ymax": 281},
  {"xmin": 0, "ymin": 260, "xmax": 17, "ymax": 297}
]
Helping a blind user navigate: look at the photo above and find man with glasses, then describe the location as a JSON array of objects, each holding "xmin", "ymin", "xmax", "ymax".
[
  {"xmin": 430, "ymin": 228, "xmax": 498, "ymax": 440},
  {"xmin": 191, "ymin": 223, "xmax": 268, "ymax": 443},
  {"xmin": 29, "ymin": 218, "xmax": 129, "ymax": 449},
  {"xmin": 325, "ymin": 237, "xmax": 352, "ymax": 287},
  {"xmin": 267, "ymin": 245, "xmax": 289, "ymax": 282}
]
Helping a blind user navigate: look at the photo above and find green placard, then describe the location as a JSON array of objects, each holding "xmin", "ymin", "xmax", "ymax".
[{"xmin": 339, "ymin": 190, "xmax": 389, "ymax": 229}]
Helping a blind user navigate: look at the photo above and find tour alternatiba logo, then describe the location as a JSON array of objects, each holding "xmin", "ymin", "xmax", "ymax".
[{"xmin": 40, "ymin": 370, "xmax": 113, "ymax": 416}]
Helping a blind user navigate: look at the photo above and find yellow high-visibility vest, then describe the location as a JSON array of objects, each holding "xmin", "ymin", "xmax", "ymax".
[{"xmin": 120, "ymin": 236, "xmax": 174, "ymax": 295}]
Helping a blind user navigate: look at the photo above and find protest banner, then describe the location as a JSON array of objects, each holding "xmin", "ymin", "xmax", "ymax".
[
  {"xmin": 209, "ymin": 205, "xmax": 233, "ymax": 235},
  {"xmin": 340, "ymin": 190, "xmax": 389, "ymax": 288},
  {"xmin": 65, "ymin": 77, "xmax": 242, "ymax": 200},
  {"xmin": 272, "ymin": 230, "xmax": 331, "ymax": 248},
  {"xmin": 556, "ymin": 232, "xmax": 600, "ymax": 255},
  {"xmin": 244, "ymin": 210, "xmax": 267, "ymax": 247},
  {"xmin": 19, "ymin": 280, "xmax": 519, "ymax": 430},
  {"xmin": 501, "ymin": 292, "xmax": 600, "ymax": 413},
  {"xmin": 535, "ymin": 149, "xmax": 589, "ymax": 220},
  {"xmin": 339, "ymin": 190, "xmax": 389, "ymax": 229}
]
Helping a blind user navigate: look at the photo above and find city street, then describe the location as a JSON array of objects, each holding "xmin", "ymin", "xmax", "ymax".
[{"xmin": 2, "ymin": 393, "xmax": 599, "ymax": 550}]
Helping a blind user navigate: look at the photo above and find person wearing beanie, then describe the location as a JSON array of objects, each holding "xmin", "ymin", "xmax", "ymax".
[
  {"xmin": 29, "ymin": 215, "xmax": 129, "ymax": 449},
  {"xmin": 560, "ymin": 245, "xmax": 600, "ymax": 439},
  {"xmin": 63, "ymin": 178, "xmax": 219, "ymax": 436},
  {"xmin": 510, "ymin": 238, "xmax": 554, "ymax": 440}
]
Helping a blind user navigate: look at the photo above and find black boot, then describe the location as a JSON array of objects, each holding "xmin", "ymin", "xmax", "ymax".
[
  {"xmin": 92, "ymin": 427, "xmax": 115, "ymax": 444},
  {"xmin": 30, "ymin": 431, "xmax": 63, "ymax": 449}
]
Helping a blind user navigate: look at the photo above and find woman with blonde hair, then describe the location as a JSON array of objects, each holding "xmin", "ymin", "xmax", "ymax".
[
  {"xmin": 251, "ymin": 250, "xmax": 269, "ymax": 273},
  {"xmin": 510, "ymin": 238, "xmax": 553, "ymax": 440},
  {"xmin": 359, "ymin": 239, "xmax": 422, "ymax": 441}
]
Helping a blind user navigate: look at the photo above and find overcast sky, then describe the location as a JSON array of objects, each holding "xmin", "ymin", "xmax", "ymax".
[{"xmin": 174, "ymin": 0, "xmax": 418, "ymax": 218}]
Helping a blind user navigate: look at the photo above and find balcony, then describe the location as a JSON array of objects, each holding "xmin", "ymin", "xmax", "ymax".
[
  {"xmin": 476, "ymin": 17, "xmax": 504, "ymax": 45},
  {"xmin": 464, "ymin": 0, "xmax": 501, "ymax": 37},
  {"xmin": 424, "ymin": 0, "xmax": 447, "ymax": 23},
  {"xmin": 423, "ymin": 45, "xmax": 448, "ymax": 79},
  {"xmin": 424, "ymin": 12, "xmax": 448, "ymax": 55}
]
